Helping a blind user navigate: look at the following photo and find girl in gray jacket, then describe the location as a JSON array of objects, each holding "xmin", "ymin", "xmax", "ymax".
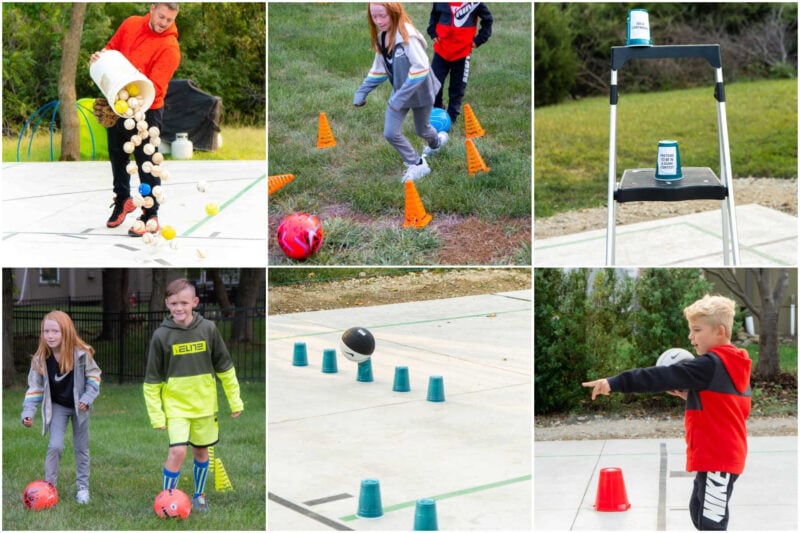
[
  {"xmin": 354, "ymin": 3, "xmax": 449, "ymax": 183},
  {"xmin": 22, "ymin": 310, "xmax": 102, "ymax": 505}
]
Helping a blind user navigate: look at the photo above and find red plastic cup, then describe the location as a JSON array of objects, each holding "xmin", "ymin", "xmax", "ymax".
[{"xmin": 594, "ymin": 467, "xmax": 631, "ymax": 512}]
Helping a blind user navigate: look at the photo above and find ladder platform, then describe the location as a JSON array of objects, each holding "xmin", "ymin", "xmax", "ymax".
[{"xmin": 615, "ymin": 166, "xmax": 728, "ymax": 203}]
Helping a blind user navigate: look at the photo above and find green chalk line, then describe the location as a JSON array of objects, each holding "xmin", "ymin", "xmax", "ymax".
[
  {"xmin": 182, "ymin": 173, "xmax": 265, "ymax": 237},
  {"xmin": 339, "ymin": 474, "xmax": 531, "ymax": 522}
]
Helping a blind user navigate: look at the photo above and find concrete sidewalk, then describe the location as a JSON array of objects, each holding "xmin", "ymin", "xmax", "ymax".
[
  {"xmin": 534, "ymin": 204, "xmax": 797, "ymax": 266},
  {"xmin": 268, "ymin": 290, "xmax": 532, "ymax": 530},
  {"xmin": 535, "ymin": 436, "xmax": 797, "ymax": 530},
  {"xmin": 2, "ymin": 160, "xmax": 265, "ymax": 266}
]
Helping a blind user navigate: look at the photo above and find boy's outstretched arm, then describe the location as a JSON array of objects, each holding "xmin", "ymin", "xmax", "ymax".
[{"xmin": 582, "ymin": 378, "xmax": 611, "ymax": 400}]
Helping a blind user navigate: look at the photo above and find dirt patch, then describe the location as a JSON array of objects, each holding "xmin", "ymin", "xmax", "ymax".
[
  {"xmin": 535, "ymin": 413, "xmax": 797, "ymax": 441},
  {"xmin": 268, "ymin": 268, "xmax": 531, "ymax": 315},
  {"xmin": 535, "ymin": 177, "xmax": 797, "ymax": 239},
  {"xmin": 430, "ymin": 215, "xmax": 531, "ymax": 264},
  {"xmin": 269, "ymin": 205, "xmax": 530, "ymax": 265}
]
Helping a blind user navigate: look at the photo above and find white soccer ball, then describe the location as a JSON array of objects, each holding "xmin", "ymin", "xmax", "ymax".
[{"xmin": 656, "ymin": 348, "xmax": 694, "ymax": 367}]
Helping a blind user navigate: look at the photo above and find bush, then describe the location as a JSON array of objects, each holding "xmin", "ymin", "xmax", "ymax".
[{"xmin": 533, "ymin": 3, "xmax": 578, "ymax": 106}]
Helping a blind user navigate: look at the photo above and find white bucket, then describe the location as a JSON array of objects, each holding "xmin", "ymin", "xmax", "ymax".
[
  {"xmin": 626, "ymin": 9, "xmax": 652, "ymax": 47},
  {"xmin": 89, "ymin": 50, "xmax": 155, "ymax": 116},
  {"xmin": 171, "ymin": 133, "xmax": 193, "ymax": 159}
]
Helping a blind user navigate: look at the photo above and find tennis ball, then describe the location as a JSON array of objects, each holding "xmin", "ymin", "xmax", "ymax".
[
  {"xmin": 161, "ymin": 225, "xmax": 176, "ymax": 240},
  {"xmin": 126, "ymin": 83, "xmax": 140, "ymax": 97},
  {"xmin": 205, "ymin": 202, "xmax": 219, "ymax": 216},
  {"xmin": 114, "ymin": 99, "xmax": 129, "ymax": 114}
]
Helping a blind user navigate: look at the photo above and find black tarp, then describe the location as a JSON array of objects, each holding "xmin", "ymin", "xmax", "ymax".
[{"xmin": 162, "ymin": 79, "xmax": 222, "ymax": 151}]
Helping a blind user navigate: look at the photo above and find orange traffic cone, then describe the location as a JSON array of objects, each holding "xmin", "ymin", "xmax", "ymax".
[
  {"xmin": 268, "ymin": 174, "xmax": 295, "ymax": 196},
  {"xmin": 317, "ymin": 112, "xmax": 336, "ymax": 149},
  {"xmin": 466, "ymin": 139, "xmax": 490, "ymax": 175},
  {"xmin": 403, "ymin": 181, "xmax": 432, "ymax": 228},
  {"xmin": 463, "ymin": 104, "xmax": 485, "ymax": 139}
]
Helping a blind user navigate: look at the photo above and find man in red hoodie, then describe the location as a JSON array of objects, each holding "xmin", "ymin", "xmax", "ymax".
[
  {"xmin": 90, "ymin": 3, "xmax": 181, "ymax": 237},
  {"xmin": 583, "ymin": 294, "xmax": 751, "ymax": 530}
]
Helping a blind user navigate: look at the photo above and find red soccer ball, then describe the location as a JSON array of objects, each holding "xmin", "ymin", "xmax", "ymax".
[
  {"xmin": 276, "ymin": 212, "xmax": 324, "ymax": 260},
  {"xmin": 23, "ymin": 480, "xmax": 58, "ymax": 511},
  {"xmin": 153, "ymin": 488, "xmax": 191, "ymax": 520}
]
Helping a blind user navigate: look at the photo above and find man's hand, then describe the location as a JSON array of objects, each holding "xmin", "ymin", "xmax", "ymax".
[
  {"xmin": 581, "ymin": 378, "xmax": 611, "ymax": 400},
  {"xmin": 22, "ymin": 417, "xmax": 32, "ymax": 428}
]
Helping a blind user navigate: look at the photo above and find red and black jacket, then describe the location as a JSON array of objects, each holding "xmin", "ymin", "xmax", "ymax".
[
  {"xmin": 427, "ymin": 3, "xmax": 493, "ymax": 62},
  {"xmin": 608, "ymin": 344, "xmax": 751, "ymax": 474}
]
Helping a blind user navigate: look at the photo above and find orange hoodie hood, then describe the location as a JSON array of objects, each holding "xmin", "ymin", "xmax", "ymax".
[{"xmin": 105, "ymin": 13, "xmax": 180, "ymax": 109}]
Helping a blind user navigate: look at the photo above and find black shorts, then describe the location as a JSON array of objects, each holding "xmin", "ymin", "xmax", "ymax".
[{"xmin": 690, "ymin": 471, "xmax": 739, "ymax": 530}]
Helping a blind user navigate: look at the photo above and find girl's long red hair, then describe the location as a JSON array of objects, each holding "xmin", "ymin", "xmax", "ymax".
[
  {"xmin": 367, "ymin": 3, "xmax": 412, "ymax": 53},
  {"xmin": 32, "ymin": 310, "xmax": 95, "ymax": 375}
]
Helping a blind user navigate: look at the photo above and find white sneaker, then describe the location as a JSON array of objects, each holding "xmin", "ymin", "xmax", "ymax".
[
  {"xmin": 423, "ymin": 132, "xmax": 449, "ymax": 157},
  {"xmin": 77, "ymin": 489, "xmax": 90, "ymax": 504},
  {"xmin": 401, "ymin": 158, "xmax": 431, "ymax": 183}
]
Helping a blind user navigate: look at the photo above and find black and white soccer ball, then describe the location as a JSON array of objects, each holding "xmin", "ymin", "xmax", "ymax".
[{"xmin": 339, "ymin": 327, "xmax": 375, "ymax": 363}]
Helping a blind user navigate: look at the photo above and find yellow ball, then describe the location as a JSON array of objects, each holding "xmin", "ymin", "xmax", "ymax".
[
  {"xmin": 114, "ymin": 99, "xmax": 129, "ymax": 114},
  {"xmin": 126, "ymin": 82, "xmax": 140, "ymax": 97},
  {"xmin": 161, "ymin": 225, "xmax": 176, "ymax": 240},
  {"xmin": 205, "ymin": 202, "xmax": 219, "ymax": 216}
]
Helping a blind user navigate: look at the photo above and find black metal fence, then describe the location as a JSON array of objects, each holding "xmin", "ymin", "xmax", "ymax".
[{"xmin": 12, "ymin": 304, "xmax": 265, "ymax": 383}]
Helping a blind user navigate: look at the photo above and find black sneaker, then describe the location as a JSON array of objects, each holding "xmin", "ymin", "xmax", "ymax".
[
  {"xmin": 107, "ymin": 197, "xmax": 136, "ymax": 228},
  {"xmin": 128, "ymin": 213, "xmax": 159, "ymax": 237}
]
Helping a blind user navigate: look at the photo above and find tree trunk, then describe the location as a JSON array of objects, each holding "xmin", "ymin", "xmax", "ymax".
[
  {"xmin": 3, "ymin": 269, "xmax": 16, "ymax": 386},
  {"xmin": 231, "ymin": 268, "xmax": 265, "ymax": 343},
  {"xmin": 99, "ymin": 269, "xmax": 129, "ymax": 340},
  {"xmin": 210, "ymin": 269, "xmax": 234, "ymax": 317},
  {"xmin": 58, "ymin": 3, "xmax": 87, "ymax": 161},
  {"xmin": 149, "ymin": 269, "xmax": 167, "ymax": 316},
  {"xmin": 753, "ymin": 269, "xmax": 790, "ymax": 380}
]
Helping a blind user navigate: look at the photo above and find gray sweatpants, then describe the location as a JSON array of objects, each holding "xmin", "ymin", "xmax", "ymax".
[
  {"xmin": 46, "ymin": 403, "xmax": 90, "ymax": 491},
  {"xmin": 383, "ymin": 105, "xmax": 439, "ymax": 165}
]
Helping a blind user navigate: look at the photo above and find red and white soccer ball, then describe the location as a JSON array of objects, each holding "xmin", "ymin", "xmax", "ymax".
[
  {"xmin": 23, "ymin": 480, "xmax": 58, "ymax": 511},
  {"xmin": 276, "ymin": 212, "xmax": 324, "ymax": 260},
  {"xmin": 154, "ymin": 488, "xmax": 191, "ymax": 520}
]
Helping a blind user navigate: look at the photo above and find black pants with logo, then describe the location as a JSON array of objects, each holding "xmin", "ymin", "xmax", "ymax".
[
  {"xmin": 431, "ymin": 52, "xmax": 470, "ymax": 124},
  {"xmin": 690, "ymin": 471, "xmax": 739, "ymax": 530}
]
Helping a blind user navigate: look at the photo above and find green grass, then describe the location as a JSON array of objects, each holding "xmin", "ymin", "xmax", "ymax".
[
  {"xmin": 268, "ymin": 3, "xmax": 531, "ymax": 264},
  {"xmin": 2, "ymin": 382, "xmax": 265, "ymax": 530},
  {"xmin": 534, "ymin": 79, "xmax": 798, "ymax": 217},
  {"xmin": 4, "ymin": 126, "xmax": 265, "ymax": 162},
  {"xmin": 745, "ymin": 343, "xmax": 798, "ymax": 372}
]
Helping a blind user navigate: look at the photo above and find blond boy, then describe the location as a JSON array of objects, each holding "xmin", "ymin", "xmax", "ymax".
[{"xmin": 582, "ymin": 294, "xmax": 751, "ymax": 530}]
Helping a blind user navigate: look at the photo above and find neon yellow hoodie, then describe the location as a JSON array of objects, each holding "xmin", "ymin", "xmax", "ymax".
[{"xmin": 143, "ymin": 312, "xmax": 243, "ymax": 428}]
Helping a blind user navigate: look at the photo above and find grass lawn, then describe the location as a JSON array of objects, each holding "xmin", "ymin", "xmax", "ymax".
[
  {"xmin": 534, "ymin": 79, "xmax": 797, "ymax": 217},
  {"xmin": 2, "ymin": 382, "xmax": 265, "ymax": 530},
  {"xmin": 4, "ymin": 126, "xmax": 265, "ymax": 162},
  {"xmin": 268, "ymin": 2, "xmax": 531, "ymax": 265},
  {"xmin": 745, "ymin": 343, "xmax": 798, "ymax": 373}
]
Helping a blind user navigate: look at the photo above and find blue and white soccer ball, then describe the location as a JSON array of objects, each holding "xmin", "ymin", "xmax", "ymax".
[{"xmin": 429, "ymin": 107, "xmax": 451, "ymax": 133}]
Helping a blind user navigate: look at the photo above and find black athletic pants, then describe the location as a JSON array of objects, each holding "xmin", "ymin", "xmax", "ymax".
[
  {"xmin": 690, "ymin": 471, "xmax": 739, "ymax": 530},
  {"xmin": 431, "ymin": 52, "xmax": 470, "ymax": 124},
  {"xmin": 107, "ymin": 106, "xmax": 164, "ymax": 215}
]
